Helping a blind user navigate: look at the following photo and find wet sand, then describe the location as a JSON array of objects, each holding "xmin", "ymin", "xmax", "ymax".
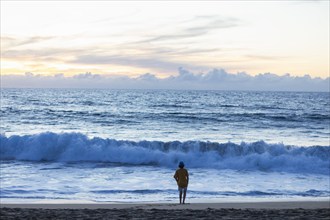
[{"xmin": 1, "ymin": 201, "xmax": 329, "ymax": 219}]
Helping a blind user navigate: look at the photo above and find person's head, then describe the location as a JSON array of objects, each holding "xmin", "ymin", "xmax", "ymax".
[{"xmin": 178, "ymin": 161, "xmax": 184, "ymax": 168}]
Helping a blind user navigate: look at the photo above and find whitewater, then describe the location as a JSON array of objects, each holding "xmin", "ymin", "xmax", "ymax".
[{"xmin": 0, "ymin": 89, "xmax": 329, "ymax": 203}]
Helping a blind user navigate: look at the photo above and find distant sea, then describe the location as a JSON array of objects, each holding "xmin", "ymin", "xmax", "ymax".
[{"xmin": 1, "ymin": 89, "xmax": 329, "ymax": 203}]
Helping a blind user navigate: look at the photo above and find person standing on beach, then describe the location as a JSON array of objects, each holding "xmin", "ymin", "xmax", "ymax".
[{"xmin": 173, "ymin": 161, "xmax": 189, "ymax": 204}]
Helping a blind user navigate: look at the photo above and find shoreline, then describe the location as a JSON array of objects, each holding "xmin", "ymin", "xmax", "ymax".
[{"xmin": 1, "ymin": 201, "xmax": 329, "ymax": 210}]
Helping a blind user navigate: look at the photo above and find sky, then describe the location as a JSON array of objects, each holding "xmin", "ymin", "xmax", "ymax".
[{"xmin": 1, "ymin": 0, "xmax": 329, "ymax": 90}]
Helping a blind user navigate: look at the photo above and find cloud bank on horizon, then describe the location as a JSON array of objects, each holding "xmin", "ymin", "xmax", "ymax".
[{"xmin": 2, "ymin": 68, "xmax": 329, "ymax": 92}]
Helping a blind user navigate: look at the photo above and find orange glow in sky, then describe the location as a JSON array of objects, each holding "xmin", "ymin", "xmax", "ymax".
[{"xmin": 1, "ymin": 1, "xmax": 329, "ymax": 78}]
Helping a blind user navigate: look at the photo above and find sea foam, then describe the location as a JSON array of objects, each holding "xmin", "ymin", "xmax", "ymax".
[{"xmin": 0, "ymin": 132, "xmax": 329, "ymax": 174}]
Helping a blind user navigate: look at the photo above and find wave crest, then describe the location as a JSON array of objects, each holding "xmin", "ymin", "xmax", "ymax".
[{"xmin": 1, "ymin": 132, "xmax": 329, "ymax": 174}]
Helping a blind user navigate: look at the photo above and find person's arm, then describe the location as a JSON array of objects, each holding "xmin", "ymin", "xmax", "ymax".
[
  {"xmin": 174, "ymin": 171, "xmax": 178, "ymax": 182},
  {"xmin": 186, "ymin": 170, "xmax": 189, "ymax": 185}
]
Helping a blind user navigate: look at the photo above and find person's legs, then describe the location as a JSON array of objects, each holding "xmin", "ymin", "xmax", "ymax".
[
  {"xmin": 183, "ymin": 188, "xmax": 187, "ymax": 204},
  {"xmin": 179, "ymin": 190, "xmax": 183, "ymax": 204}
]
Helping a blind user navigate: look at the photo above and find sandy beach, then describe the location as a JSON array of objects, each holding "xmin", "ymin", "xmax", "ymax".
[{"xmin": 1, "ymin": 201, "xmax": 329, "ymax": 219}]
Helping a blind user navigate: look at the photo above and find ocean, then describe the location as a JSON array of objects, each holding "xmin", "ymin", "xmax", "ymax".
[{"xmin": 0, "ymin": 89, "xmax": 329, "ymax": 203}]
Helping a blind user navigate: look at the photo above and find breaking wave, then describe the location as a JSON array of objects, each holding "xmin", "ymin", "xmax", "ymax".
[{"xmin": 1, "ymin": 132, "xmax": 329, "ymax": 174}]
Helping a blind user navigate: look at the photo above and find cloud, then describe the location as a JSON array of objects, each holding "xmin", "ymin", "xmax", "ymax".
[
  {"xmin": 1, "ymin": 68, "xmax": 329, "ymax": 92},
  {"xmin": 244, "ymin": 54, "xmax": 287, "ymax": 61},
  {"xmin": 2, "ymin": 35, "xmax": 56, "ymax": 48},
  {"xmin": 73, "ymin": 72, "xmax": 101, "ymax": 79},
  {"xmin": 185, "ymin": 17, "xmax": 241, "ymax": 33},
  {"xmin": 137, "ymin": 73, "xmax": 158, "ymax": 81},
  {"xmin": 137, "ymin": 16, "xmax": 241, "ymax": 44},
  {"xmin": 72, "ymin": 55, "xmax": 203, "ymax": 73},
  {"xmin": 2, "ymin": 47, "xmax": 85, "ymax": 61},
  {"xmin": 0, "ymin": 15, "xmax": 246, "ymax": 75}
]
